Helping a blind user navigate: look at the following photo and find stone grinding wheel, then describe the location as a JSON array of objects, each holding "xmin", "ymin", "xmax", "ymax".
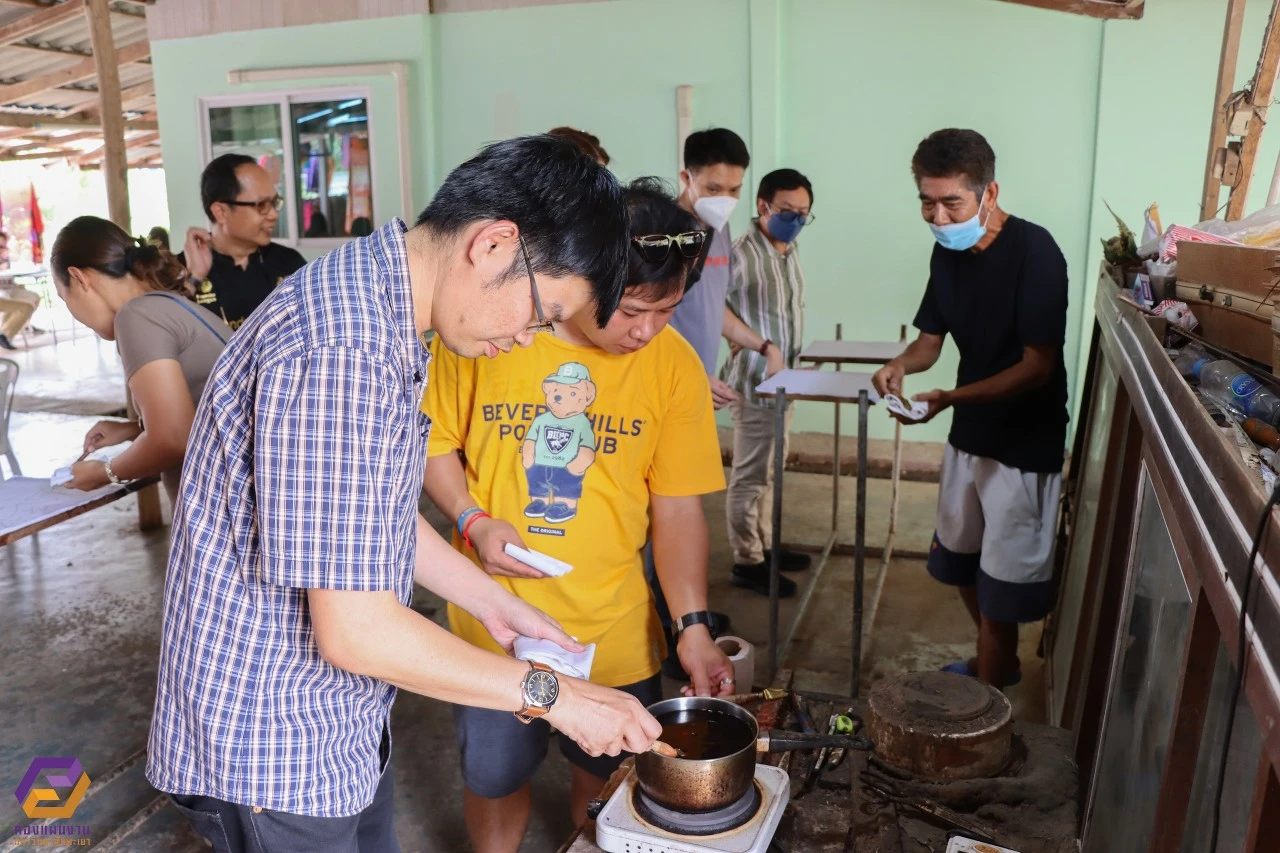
[{"xmin": 866, "ymin": 671, "xmax": 1013, "ymax": 780}]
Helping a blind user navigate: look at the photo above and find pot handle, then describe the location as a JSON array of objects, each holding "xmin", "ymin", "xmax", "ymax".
[
  {"xmin": 758, "ymin": 730, "xmax": 873, "ymax": 752},
  {"xmin": 585, "ymin": 799, "xmax": 606, "ymax": 821}
]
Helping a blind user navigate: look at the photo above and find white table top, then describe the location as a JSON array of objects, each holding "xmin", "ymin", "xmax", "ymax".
[
  {"xmin": 0, "ymin": 476, "xmax": 124, "ymax": 541},
  {"xmin": 755, "ymin": 368, "xmax": 879, "ymax": 403},
  {"xmin": 0, "ymin": 266, "xmax": 48, "ymax": 282},
  {"xmin": 799, "ymin": 340, "xmax": 906, "ymax": 364}
]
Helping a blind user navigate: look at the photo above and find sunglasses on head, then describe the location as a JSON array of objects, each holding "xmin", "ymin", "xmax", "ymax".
[{"xmin": 631, "ymin": 231, "xmax": 707, "ymax": 264}]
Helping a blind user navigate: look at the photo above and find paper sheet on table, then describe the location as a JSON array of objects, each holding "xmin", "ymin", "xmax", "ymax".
[
  {"xmin": 512, "ymin": 636, "xmax": 596, "ymax": 680},
  {"xmin": 0, "ymin": 477, "xmax": 124, "ymax": 539},
  {"xmin": 49, "ymin": 444, "xmax": 130, "ymax": 488}
]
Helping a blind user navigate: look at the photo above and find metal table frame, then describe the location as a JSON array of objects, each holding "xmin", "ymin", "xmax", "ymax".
[{"xmin": 757, "ymin": 324, "xmax": 907, "ymax": 697}]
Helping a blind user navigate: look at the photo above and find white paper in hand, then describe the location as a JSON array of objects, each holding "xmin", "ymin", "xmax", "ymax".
[
  {"xmin": 504, "ymin": 543, "xmax": 574, "ymax": 577},
  {"xmin": 50, "ymin": 467, "xmax": 75, "ymax": 488},
  {"xmin": 882, "ymin": 393, "xmax": 929, "ymax": 422},
  {"xmin": 513, "ymin": 636, "xmax": 597, "ymax": 680}
]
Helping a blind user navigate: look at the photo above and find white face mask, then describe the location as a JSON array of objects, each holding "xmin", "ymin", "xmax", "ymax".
[{"xmin": 693, "ymin": 195, "xmax": 738, "ymax": 232}]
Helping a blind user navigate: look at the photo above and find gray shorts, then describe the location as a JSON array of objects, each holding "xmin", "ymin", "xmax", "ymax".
[
  {"xmin": 927, "ymin": 444, "xmax": 1060, "ymax": 623},
  {"xmin": 454, "ymin": 674, "xmax": 662, "ymax": 798}
]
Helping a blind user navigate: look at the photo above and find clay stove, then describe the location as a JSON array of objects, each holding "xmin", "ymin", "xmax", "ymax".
[{"xmin": 867, "ymin": 671, "xmax": 1014, "ymax": 779}]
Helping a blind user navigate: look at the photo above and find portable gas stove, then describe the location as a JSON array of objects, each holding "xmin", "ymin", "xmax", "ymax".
[{"xmin": 594, "ymin": 763, "xmax": 789, "ymax": 853}]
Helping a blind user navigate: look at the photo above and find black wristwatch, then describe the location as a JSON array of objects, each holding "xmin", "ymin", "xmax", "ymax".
[{"xmin": 671, "ymin": 610, "xmax": 715, "ymax": 640}]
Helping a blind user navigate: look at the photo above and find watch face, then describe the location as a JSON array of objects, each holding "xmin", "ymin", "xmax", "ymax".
[{"xmin": 526, "ymin": 670, "xmax": 559, "ymax": 706}]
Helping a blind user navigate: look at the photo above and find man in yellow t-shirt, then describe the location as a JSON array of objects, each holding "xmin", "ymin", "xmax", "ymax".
[{"xmin": 422, "ymin": 178, "xmax": 735, "ymax": 853}]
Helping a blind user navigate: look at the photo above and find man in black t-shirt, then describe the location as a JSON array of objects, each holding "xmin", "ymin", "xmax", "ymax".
[
  {"xmin": 178, "ymin": 154, "xmax": 306, "ymax": 331},
  {"xmin": 872, "ymin": 129, "xmax": 1069, "ymax": 691}
]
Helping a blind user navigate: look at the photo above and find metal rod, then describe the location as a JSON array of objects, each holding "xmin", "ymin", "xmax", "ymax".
[
  {"xmin": 768, "ymin": 387, "xmax": 787, "ymax": 684},
  {"xmin": 862, "ymin": 325, "xmax": 908, "ymax": 665},
  {"xmin": 832, "ymin": 323, "xmax": 842, "ymax": 528},
  {"xmin": 778, "ymin": 529, "xmax": 838, "ymax": 666},
  {"xmin": 853, "ymin": 391, "xmax": 869, "ymax": 697}
]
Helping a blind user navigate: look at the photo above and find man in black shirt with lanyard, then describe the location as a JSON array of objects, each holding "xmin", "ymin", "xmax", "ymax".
[
  {"xmin": 873, "ymin": 129, "xmax": 1069, "ymax": 691},
  {"xmin": 179, "ymin": 154, "xmax": 306, "ymax": 331}
]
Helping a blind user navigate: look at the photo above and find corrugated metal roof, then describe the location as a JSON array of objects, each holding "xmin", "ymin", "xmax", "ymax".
[{"xmin": 0, "ymin": 1, "xmax": 159, "ymax": 166}]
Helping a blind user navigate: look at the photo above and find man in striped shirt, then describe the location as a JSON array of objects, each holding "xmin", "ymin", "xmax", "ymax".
[
  {"xmin": 147, "ymin": 136, "xmax": 662, "ymax": 852},
  {"xmin": 720, "ymin": 169, "xmax": 815, "ymax": 597}
]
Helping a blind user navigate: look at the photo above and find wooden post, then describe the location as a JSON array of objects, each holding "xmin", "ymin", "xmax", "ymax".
[
  {"xmin": 1203, "ymin": 0, "xmax": 1248, "ymax": 222},
  {"xmin": 85, "ymin": 0, "xmax": 129, "ymax": 232},
  {"xmin": 87, "ymin": 0, "xmax": 161, "ymax": 530},
  {"xmin": 1227, "ymin": 1, "xmax": 1280, "ymax": 220}
]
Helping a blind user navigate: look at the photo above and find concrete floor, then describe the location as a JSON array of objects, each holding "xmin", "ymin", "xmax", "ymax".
[{"xmin": 0, "ymin": 337, "xmax": 1047, "ymax": 851}]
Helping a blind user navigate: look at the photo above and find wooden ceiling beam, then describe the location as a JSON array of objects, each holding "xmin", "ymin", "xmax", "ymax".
[
  {"xmin": 3, "ymin": 40, "xmax": 93, "ymax": 61},
  {"xmin": 0, "ymin": 110, "xmax": 156, "ymax": 130},
  {"xmin": 0, "ymin": 0, "xmax": 85, "ymax": 47},
  {"xmin": 0, "ymin": 38, "xmax": 148, "ymax": 104},
  {"xmin": 0, "ymin": 146, "xmax": 79, "ymax": 161},
  {"xmin": 993, "ymin": 0, "xmax": 1143, "ymax": 19},
  {"xmin": 59, "ymin": 76, "xmax": 152, "ymax": 114}
]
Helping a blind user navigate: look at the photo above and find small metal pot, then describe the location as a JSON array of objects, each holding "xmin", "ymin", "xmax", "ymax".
[
  {"xmin": 635, "ymin": 696, "xmax": 868, "ymax": 812},
  {"xmin": 635, "ymin": 697, "xmax": 758, "ymax": 812}
]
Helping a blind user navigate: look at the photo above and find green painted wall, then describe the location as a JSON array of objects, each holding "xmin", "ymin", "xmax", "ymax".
[
  {"xmin": 777, "ymin": 0, "xmax": 1103, "ymax": 440},
  {"xmin": 152, "ymin": 14, "xmax": 436, "ymax": 251},
  {"xmin": 151, "ymin": 0, "xmax": 1279, "ymax": 445},
  {"xmin": 431, "ymin": 0, "xmax": 753, "ymax": 200}
]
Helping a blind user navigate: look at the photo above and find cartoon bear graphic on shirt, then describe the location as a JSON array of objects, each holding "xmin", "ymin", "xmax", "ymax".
[{"xmin": 523, "ymin": 362, "xmax": 597, "ymax": 525}]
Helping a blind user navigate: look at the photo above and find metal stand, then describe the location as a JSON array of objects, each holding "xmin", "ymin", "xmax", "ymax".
[
  {"xmin": 852, "ymin": 390, "xmax": 868, "ymax": 696},
  {"xmin": 768, "ymin": 388, "xmax": 786, "ymax": 682},
  {"xmin": 761, "ymin": 325, "xmax": 907, "ymax": 696}
]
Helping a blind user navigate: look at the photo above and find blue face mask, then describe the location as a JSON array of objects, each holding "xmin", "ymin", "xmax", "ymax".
[
  {"xmin": 765, "ymin": 210, "xmax": 806, "ymax": 244},
  {"xmin": 929, "ymin": 199, "xmax": 989, "ymax": 251}
]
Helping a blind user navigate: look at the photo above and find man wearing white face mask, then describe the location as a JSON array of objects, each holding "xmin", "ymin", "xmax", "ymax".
[
  {"xmin": 670, "ymin": 129, "xmax": 783, "ymax": 409},
  {"xmin": 872, "ymin": 128, "xmax": 1069, "ymax": 692}
]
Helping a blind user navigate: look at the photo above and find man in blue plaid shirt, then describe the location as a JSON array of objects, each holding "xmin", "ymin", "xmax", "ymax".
[{"xmin": 147, "ymin": 136, "xmax": 663, "ymax": 852}]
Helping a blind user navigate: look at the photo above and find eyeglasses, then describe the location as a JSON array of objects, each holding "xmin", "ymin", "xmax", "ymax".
[
  {"xmin": 765, "ymin": 203, "xmax": 816, "ymax": 226},
  {"xmin": 518, "ymin": 235, "xmax": 555, "ymax": 335},
  {"xmin": 630, "ymin": 231, "xmax": 708, "ymax": 264},
  {"xmin": 222, "ymin": 195, "xmax": 284, "ymax": 215}
]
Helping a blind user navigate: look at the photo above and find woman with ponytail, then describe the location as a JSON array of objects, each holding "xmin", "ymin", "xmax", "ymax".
[{"xmin": 52, "ymin": 215, "xmax": 232, "ymax": 504}]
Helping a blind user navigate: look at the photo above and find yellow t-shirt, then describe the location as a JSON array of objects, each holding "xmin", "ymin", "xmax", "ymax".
[{"xmin": 423, "ymin": 327, "xmax": 726, "ymax": 687}]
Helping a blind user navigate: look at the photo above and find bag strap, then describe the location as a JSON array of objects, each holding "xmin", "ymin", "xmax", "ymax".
[{"xmin": 142, "ymin": 292, "xmax": 229, "ymax": 345}]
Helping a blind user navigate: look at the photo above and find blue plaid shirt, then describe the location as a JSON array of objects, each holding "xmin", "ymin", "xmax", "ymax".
[{"xmin": 147, "ymin": 219, "xmax": 432, "ymax": 817}]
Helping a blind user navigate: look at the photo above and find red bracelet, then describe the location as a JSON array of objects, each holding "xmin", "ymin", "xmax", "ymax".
[
  {"xmin": 758, "ymin": 339, "xmax": 773, "ymax": 356},
  {"xmin": 461, "ymin": 510, "xmax": 490, "ymax": 548}
]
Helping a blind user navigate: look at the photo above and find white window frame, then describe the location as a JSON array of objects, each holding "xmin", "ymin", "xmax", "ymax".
[{"xmin": 198, "ymin": 86, "xmax": 378, "ymax": 251}]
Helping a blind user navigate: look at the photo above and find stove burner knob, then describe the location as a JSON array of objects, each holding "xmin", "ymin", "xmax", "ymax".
[{"xmin": 585, "ymin": 798, "xmax": 605, "ymax": 821}]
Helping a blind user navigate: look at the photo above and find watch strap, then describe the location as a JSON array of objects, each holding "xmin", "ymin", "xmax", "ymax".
[
  {"xmin": 758, "ymin": 338, "xmax": 773, "ymax": 356},
  {"xmin": 672, "ymin": 610, "xmax": 714, "ymax": 640},
  {"xmin": 515, "ymin": 661, "xmax": 555, "ymax": 724}
]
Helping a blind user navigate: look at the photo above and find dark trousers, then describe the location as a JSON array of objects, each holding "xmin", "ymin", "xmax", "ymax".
[{"xmin": 169, "ymin": 735, "xmax": 399, "ymax": 852}]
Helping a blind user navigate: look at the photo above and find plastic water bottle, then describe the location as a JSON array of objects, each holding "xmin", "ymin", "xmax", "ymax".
[
  {"xmin": 1199, "ymin": 360, "xmax": 1280, "ymax": 424},
  {"xmin": 1173, "ymin": 343, "xmax": 1211, "ymax": 378}
]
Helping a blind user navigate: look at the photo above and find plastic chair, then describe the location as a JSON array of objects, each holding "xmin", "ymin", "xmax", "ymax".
[{"xmin": 0, "ymin": 357, "xmax": 19, "ymax": 477}]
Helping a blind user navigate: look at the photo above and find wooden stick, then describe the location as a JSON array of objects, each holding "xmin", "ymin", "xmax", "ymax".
[
  {"xmin": 1228, "ymin": 0, "xmax": 1280, "ymax": 220},
  {"xmin": 1203, "ymin": 0, "xmax": 1249, "ymax": 221}
]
